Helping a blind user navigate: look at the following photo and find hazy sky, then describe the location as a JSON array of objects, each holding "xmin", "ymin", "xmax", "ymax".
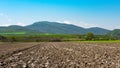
[{"xmin": 0, "ymin": 0, "xmax": 120, "ymax": 30}]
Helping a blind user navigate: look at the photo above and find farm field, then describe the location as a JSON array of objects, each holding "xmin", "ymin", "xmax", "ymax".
[
  {"xmin": 0, "ymin": 42, "xmax": 120, "ymax": 68},
  {"xmin": 0, "ymin": 42, "xmax": 39, "ymax": 57}
]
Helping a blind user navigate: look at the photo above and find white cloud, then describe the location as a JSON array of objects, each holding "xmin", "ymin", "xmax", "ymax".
[
  {"xmin": 56, "ymin": 20, "xmax": 97, "ymax": 28},
  {"xmin": 0, "ymin": 24, "xmax": 11, "ymax": 26},
  {"xmin": 63, "ymin": 20, "xmax": 71, "ymax": 24},
  {"xmin": 77, "ymin": 21, "xmax": 98, "ymax": 28},
  {"xmin": 16, "ymin": 22, "xmax": 25, "ymax": 26},
  {"xmin": 56, "ymin": 20, "xmax": 71, "ymax": 24}
]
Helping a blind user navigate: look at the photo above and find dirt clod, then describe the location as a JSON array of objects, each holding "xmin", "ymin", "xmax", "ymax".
[{"xmin": 0, "ymin": 42, "xmax": 120, "ymax": 68}]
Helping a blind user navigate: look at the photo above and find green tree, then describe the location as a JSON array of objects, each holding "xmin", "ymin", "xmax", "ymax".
[
  {"xmin": 0, "ymin": 35, "xmax": 7, "ymax": 42},
  {"xmin": 11, "ymin": 37, "xmax": 17, "ymax": 42},
  {"xmin": 85, "ymin": 32, "xmax": 95, "ymax": 40}
]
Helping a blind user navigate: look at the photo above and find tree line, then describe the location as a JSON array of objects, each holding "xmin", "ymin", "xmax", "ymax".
[{"xmin": 0, "ymin": 32, "xmax": 117, "ymax": 42}]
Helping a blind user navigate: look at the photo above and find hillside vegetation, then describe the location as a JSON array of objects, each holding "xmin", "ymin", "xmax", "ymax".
[
  {"xmin": 107, "ymin": 29, "xmax": 120, "ymax": 39},
  {"xmin": 0, "ymin": 33, "xmax": 117, "ymax": 42},
  {"xmin": 0, "ymin": 21, "xmax": 110, "ymax": 35}
]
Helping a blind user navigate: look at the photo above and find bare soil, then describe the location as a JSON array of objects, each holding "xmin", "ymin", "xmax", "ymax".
[
  {"xmin": 0, "ymin": 42, "xmax": 39, "ymax": 57},
  {"xmin": 0, "ymin": 42, "xmax": 120, "ymax": 68}
]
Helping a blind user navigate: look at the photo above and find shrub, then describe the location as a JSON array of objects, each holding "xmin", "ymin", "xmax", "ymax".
[{"xmin": 85, "ymin": 32, "xmax": 95, "ymax": 40}]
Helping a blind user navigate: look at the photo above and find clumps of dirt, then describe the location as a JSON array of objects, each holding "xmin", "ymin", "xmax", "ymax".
[{"xmin": 0, "ymin": 42, "xmax": 120, "ymax": 68}]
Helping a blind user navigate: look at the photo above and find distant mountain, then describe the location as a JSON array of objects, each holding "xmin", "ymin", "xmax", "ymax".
[
  {"xmin": 26, "ymin": 21, "xmax": 111, "ymax": 35},
  {"xmin": 0, "ymin": 21, "xmax": 111, "ymax": 35},
  {"xmin": 0, "ymin": 25, "xmax": 41, "ymax": 34},
  {"xmin": 86, "ymin": 27, "xmax": 110, "ymax": 35},
  {"xmin": 26, "ymin": 21, "xmax": 87, "ymax": 34},
  {"xmin": 107, "ymin": 29, "xmax": 120, "ymax": 38}
]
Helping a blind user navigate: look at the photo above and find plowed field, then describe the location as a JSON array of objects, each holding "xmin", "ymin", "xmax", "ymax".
[{"xmin": 0, "ymin": 42, "xmax": 120, "ymax": 68}]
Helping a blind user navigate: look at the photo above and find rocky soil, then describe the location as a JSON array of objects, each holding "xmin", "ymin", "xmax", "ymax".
[{"xmin": 0, "ymin": 42, "xmax": 120, "ymax": 68}]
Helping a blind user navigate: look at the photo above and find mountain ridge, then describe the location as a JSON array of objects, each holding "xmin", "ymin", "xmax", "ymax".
[{"xmin": 0, "ymin": 21, "xmax": 111, "ymax": 35}]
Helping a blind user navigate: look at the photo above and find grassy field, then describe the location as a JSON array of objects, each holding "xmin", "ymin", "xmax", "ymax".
[
  {"xmin": 74, "ymin": 40, "xmax": 120, "ymax": 43},
  {"xmin": 1, "ymin": 33, "xmax": 117, "ymax": 42},
  {"xmin": 0, "ymin": 32, "xmax": 26, "ymax": 35}
]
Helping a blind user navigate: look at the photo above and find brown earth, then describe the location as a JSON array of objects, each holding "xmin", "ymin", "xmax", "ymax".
[
  {"xmin": 0, "ymin": 42, "xmax": 39, "ymax": 57},
  {"xmin": 0, "ymin": 42, "xmax": 120, "ymax": 68}
]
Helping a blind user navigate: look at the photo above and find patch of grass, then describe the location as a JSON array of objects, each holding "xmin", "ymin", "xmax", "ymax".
[
  {"xmin": 75, "ymin": 40, "xmax": 120, "ymax": 43},
  {"xmin": 0, "ymin": 32, "xmax": 26, "ymax": 35}
]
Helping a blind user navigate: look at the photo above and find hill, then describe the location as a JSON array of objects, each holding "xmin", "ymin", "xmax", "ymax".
[
  {"xmin": 0, "ymin": 21, "xmax": 111, "ymax": 35},
  {"xmin": 0, "ymin": 25, "xmax": 41, "ymax": 35},
  {"xmin": 86, "ymin": 27, "xmax": 110, "ymax": 35},
  {"xmin": 107, "ymin": 29, "xmax": 120, "ymax": 38},
  {"xmin": 26, "ymin": 21, "xmax": 110, "ymax": 35},
  {"xmin": 26, "ymin": 21, "xmax": 87, "ymax": 34}
]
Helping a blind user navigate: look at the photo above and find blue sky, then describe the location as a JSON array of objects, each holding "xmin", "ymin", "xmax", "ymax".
[{"xmin": 0, "ymin": 0, "xmax": 120, "ymax": 30}]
